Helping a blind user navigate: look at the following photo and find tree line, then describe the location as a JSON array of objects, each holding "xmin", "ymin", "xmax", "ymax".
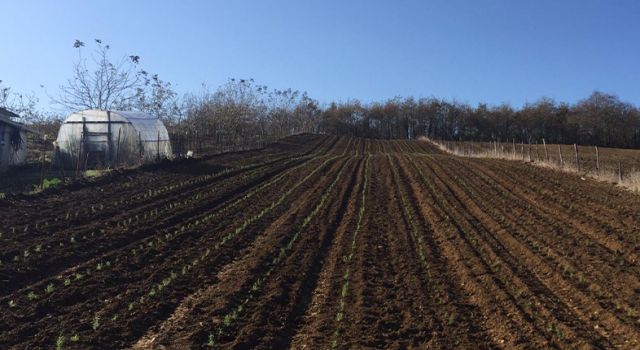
[
  {"xmin": 2, "ymin": 39, "xmax": 640, "ymax": 150},
  {"xmin": 319, "ymin": 93, "xmax": 640, "ymax": 149}
]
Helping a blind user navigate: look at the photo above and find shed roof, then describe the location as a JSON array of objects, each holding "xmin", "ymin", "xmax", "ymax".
[{"xmin": 0, "ymin": 107, "xmax": 39, "ymax": 134}]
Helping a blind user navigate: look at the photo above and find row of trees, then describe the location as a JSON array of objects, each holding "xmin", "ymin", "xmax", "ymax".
[
  {"xmin": 319, "ymin": 93, "xmax": 640, "ymax": 149},
  {"xmin": 176, "ymin": 79, "xmax": 321, "ymax": 152},
  {"xmin": 2, "ymin": 40, "xmax": 640, "ymax": 150},
  {"xmin": 1, "ymin": 40, "xmax": 321, "ymax": 153}
]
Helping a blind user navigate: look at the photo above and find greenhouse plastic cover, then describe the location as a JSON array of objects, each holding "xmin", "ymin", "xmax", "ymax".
[{"xmin": 65, "ymin": 110, "xmax": 170, "ymax": 141}]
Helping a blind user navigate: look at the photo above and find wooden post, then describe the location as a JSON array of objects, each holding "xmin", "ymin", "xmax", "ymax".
[
  {"xmin": 543, "ymin": 138, "xmax": 549, "ymax": 162},
  {"xmin": 39, "ymin": 134, "xmax": 47, "ymax": 189},
  {"xmin": 527, "ymin": 141, "xmax": 532, "ymax": 162},
  {"xmin": 76, "ymin": 117, "xmax": 86, "ymax": 178},
  {"xmin": 618, "ymin": 161, "xmax": 623, "ymax": 182},
  {"xmin": 55, "ymin": 145, "xmax": 65, "ymax": 183},
  {"xmin": 521, "ymin": 142, "xmax": 525, "ymax": 161},
  {"xmin": 535, "ymin": 141, "xmax": 540, "ymax": 161},
  {"xmin": 494, "ymin": 140, "xmax": 497, "ymax": 156},
  {"xmin": 595, "ymin": 146, "xmax": 600, "ymax": 175},
  {"xmin": 558, "ymin": 144, "xmax": 564, "ymax": 167},
  {"xmin": 574, "ymin": 144, "xmax": 580, "ymax": 170},
  {"xmin": 512, "ymin": 138, "xmax": 516, "ymax": 158}
]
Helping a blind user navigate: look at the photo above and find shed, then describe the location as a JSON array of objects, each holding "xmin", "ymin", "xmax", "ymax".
[
  {"xmin": 56, "ymin": 110, "xmax": 172, "ymax": 168},
  {"xmin": 0, "ymin": 107, "xmax": 38, "ymax": 172}
]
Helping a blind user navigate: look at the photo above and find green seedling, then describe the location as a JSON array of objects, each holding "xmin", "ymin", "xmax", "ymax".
[
  {"xmin": 92, "ymin": 315, "xmax": 100, "ymax": 330},
  {"xmin": 56, "ymin": 335, "xmax": 65, "ymax": 350}
]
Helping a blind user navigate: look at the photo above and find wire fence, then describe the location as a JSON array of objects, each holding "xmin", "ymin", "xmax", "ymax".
[{"xmin": 429, "ymin": 137, "xmax": 640, "ymax": 191}]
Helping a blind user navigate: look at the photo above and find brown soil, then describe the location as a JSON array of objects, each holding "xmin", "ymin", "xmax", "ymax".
[{"xmin": 1, "ymin": 135, "xmax": 639, "ymax": 349}]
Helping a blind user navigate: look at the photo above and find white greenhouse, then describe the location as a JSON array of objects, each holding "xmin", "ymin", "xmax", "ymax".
[{"xmin": 56, "ymin": 110, "xmax": 172, "ymax": 169}]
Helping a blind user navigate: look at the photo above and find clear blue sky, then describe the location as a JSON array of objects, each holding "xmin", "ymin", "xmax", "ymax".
[{"xmin": 1, "ymin": 0, "xmax": 639, "ymax": 110}]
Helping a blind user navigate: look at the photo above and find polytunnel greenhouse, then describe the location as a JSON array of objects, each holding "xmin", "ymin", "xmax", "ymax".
[{"xmin": 56, "ymin": 109, "xmax": 172, "ymax": 169}]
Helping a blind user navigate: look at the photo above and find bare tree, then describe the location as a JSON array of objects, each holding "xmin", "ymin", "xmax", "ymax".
[
  {"xmin": 0, "ymin": 80, "xmax": 41, "ymax": 122},
  {"xmin": 54, "ymin": 39, "xmax": 142, "ymax": 111}
]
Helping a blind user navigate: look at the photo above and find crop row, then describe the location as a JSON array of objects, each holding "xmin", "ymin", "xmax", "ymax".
[
  {"xmin": 330, "ymin": 154, "xmax": 371, "ymax": 348},
  {"xmin": 43, "ymin": 156, "xmax": 343, "ymax": 347}
]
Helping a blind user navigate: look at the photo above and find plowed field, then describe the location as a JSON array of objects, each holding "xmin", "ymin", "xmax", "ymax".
[{"xmin": 1, "ymin": 134, "xmax": 639, "ymax": 349}]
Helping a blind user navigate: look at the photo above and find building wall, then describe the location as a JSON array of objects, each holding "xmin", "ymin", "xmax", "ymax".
[{"xmin": 0, "ymin": 123, "xmax": 28, "ymax": 172}]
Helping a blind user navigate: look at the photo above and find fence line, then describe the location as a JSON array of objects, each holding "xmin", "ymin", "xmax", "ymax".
[{"xmin": 427, "ymin": 137, "xmax": 640, "ymax": 192}]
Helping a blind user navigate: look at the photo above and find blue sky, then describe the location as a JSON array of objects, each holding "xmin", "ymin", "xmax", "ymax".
[{"xmin": 1, "ymin": 0, "xmax": 639, "ymax": 110}]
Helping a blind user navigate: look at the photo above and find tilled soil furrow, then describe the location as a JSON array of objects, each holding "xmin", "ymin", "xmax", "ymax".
[
  {"xmin": 129, "ymin": 157, "xmax": 354, "ymax": 349},
  {"xmin": 420, "ymin": 156, "xmax": 620, "ymax": 348},
  {"xmin": 459, "ymin": 158, "xmax": 640, "ymax": 316},
  {"xmin": 288, "ymin": 158, "xmax": 367, "ymax": 349},
  {"xmin": 470, "ymin": 160, "xmax": 640, "ymax": 266},
  {"xmin": 0, "ymin": 156, "xmax": 347, "ymax": 349},
  {"xmin": 436, "ymin": 157, "xmax": 640, "ymax": 347},
  {"xmin": 0, "ymin": 156, "xmax": 314, "ymax": 296},
  {"xmin": 0, "ymin": 134, "xmax": 330, "ymax": 231},
  {"xmin": 2, "ymin": 136, "xmax": 639, "ymax": 350},
  {"xmin": 388, "ymin": 154, "xmax": 495, "ymax": 348},
  {"xmin": 396, "ymin": 155, "xmax": 552, "ymax": 349}
]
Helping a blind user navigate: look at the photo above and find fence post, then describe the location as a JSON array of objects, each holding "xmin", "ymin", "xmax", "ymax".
[
  {"xmin": 543, "ymin": 138, "xmax": 549, "ymax": 162},
  {"xmin": 55, "ymin": 144, "xmax": 65, "ymax": 183},
  {"xmin": 39, "ymin": 134, "xmax": 47, "ymax": 189},
  {"xmin": 76, "ymin": 117, "xmax": 87, "ymax": 178},
  {"xmin": 618, "ymin": 161, "xmax": 623, "ymax": 182},
  {"xmin": 574, "ymin": 144, "xmax": 580, "ymax": 171},
  {"xmin": 512, "ymin": 138, "xmax": 516, "ymax": 158},
  {"xmin": 595, "ymin": 146, "xmax": 600, "ymax": 175},
  {"xmin": 558, "ymin": 144, "xmax": 564, "ymax": 167}
]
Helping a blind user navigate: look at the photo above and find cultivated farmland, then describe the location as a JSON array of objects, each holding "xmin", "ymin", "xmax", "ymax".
[{"xmin": 1, "ymin": 134, "xmax": 640, "ymax": 349}]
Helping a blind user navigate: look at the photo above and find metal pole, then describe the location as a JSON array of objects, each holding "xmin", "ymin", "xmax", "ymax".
[
  {"xmin": 115, "ymin": 128, "xmax": 121, "ymax": 168},
  {"xmin": 107, "ymin": 110, "xmax": 112, "ymax": 166}
]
